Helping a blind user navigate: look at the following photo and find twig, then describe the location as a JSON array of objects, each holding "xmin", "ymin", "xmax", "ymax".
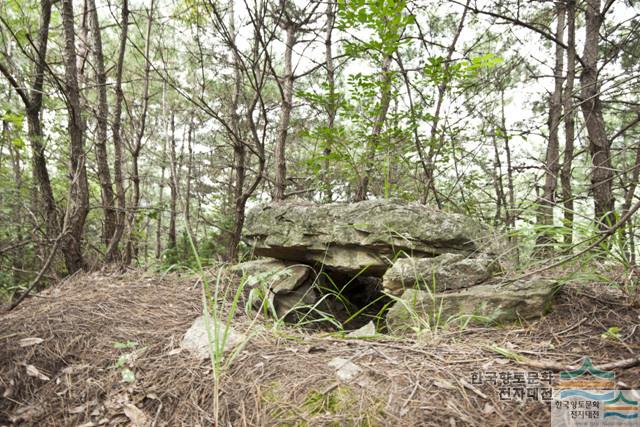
[
  {"xmin": 489, "ymin": 345, "xmax": 640, "ymax": 372},
  {"xmin": 7, "ymin": 234, "xmax": 63, "ymax": 311}
]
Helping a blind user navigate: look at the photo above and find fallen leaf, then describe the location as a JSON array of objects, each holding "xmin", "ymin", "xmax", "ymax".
[
  {"xmin": 482, "ymin": 403, "xmax": 495, "ymax": 415},
  {"xmin": 18, "ymin": 337, "xmax": 44, "ymax": 347},
  {"xmin": 123, "ymin": 403, "xmax": 149, "ymax": 427},
  {"xmin": 26, "ymin": 365, "xmax": 50, "ymax": 381}
]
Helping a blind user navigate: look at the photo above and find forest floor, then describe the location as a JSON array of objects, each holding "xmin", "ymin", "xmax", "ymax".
[{"xmin": 0, "ymin": 268, "xmax": 639, "ymax": 426}]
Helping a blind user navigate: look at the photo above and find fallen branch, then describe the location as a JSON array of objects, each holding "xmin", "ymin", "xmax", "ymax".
[
  {"xmin": 7, "ymin": 234, "xmax": 63, "ymax": 312},
  {"xmin": 489, "ymin": 345, "xmax": 640, "ymax": 372}
]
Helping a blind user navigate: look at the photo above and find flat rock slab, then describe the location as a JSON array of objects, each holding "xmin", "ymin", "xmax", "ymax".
[
  {"xmin": 386, "ymin": 277, "xmax": 559, "ymax": 334},
  {"xmin": 244, "ymin": 199, "xmax": 502, "ymax": 275},
  {"xmin": 382, "ymin": 253, "xmax": 499, "ymax": 296}
]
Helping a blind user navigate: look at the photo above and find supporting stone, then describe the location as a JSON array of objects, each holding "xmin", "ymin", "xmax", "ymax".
[
  {"xmin": 382, "ymin": 253, "xmax": 499, "ymax": 296},
  {"xmin": 386, "ymin": 277, "xmax": 559, "ymax": 334}
]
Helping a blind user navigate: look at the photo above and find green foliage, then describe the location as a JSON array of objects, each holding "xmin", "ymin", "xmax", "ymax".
[{"xmin": 338, "ymin": 0, "xmax": 414, "ymax": 57}]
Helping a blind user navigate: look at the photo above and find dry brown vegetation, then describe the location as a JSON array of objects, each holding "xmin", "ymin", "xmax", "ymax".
[{"xmin": 1, "ymin": 269, "xmax": 639, "ymax": 426}]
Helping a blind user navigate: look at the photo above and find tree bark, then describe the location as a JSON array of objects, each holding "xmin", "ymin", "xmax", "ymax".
[
  {"xmin": 537, "ymin": 2, "xmax": 566, "ymax": 245},
  {"xmin": 168, "ymin": 112, "xmax": 177, "ymax": 250},
  {"xmin": 88, "ymin": 0, "xmax": 116, "ymax": 246},
  {"xmin": 322, "ymin": 0, "xmax": 336, "ymax": 203},
  {"xmin": 155, "ymin": 136, "xmax": 166, "ymax": 259},
  {"xmin": 105, "ymin": 0, "xmax": 129, "ymax": 263},
  {"xmin": 0, "ymin": 0, "xmax": 59, "ymax": 240},
  {"xmin": 355, "ymin": 53, "xmax": 393, "ymax": 201},
  {"xmin": 226, "ymin": 0, "xmax": 247, "ymax": 261},
  {"xmin": 581, "ymin": 0, "xmax": 615, "ymax": 230},
  {"xmin": 274, "ymin": 21, "xmax": 295, "ymax": 201},
  {"xmin": 561, "ymin": 0, "xmax": 576, "ymax": 246},
  {"xmin": 60, "ymin": 0, "xmax": 90, "ymax": 273},
  {"xmin": 125, "ymin": 0, "xmax": 154, "ymax": 264}
]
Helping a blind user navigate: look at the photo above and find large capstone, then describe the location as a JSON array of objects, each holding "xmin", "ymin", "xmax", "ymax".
[
  {"xmin": 382, "ymin": 253, "xmax": 499, "ymax": 296},
  {"xmin": 386, "ymin": 277, "xmax": 559, "ymax": 334},
  {"xmin": 243, "ymin": 199, "xmax": 504, "ymax": 275}
]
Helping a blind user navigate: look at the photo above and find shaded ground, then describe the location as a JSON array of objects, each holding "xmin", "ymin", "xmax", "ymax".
[{"xmin": 0, "ymin": 269, "xmax": 638, "ymax": 426}]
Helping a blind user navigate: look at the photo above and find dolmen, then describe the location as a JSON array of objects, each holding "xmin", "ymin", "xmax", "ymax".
[{"xmin": 232, "ymin": 199, "xmax": 558, "ymax": 334}]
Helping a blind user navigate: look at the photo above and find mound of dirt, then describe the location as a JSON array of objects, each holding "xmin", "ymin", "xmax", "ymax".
[{"xmin": 1, "ymin": 269, "xmax": 638, "ymax": 426}]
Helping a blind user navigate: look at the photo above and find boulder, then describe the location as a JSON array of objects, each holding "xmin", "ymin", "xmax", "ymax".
[
  {"xmin": 181, "ymin": 314, "xmax": 245, "ymax": 359},
  {"xmin": 382, "ymin": 253, "xmax": 499, "ymax": 296},
  {"xmin": 243, "ymin": 199, "xmax": 503, "ymax": 275},
  {"xmin": 232, "ymin": 258, "xmax": 318, "ymax": 319},
  {"xmin": 386, "ymin": 277, "xmax": 559, "ymax": 334}
]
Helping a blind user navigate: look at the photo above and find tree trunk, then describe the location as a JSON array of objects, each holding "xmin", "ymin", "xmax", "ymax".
[
  {"xmin": 60, "ymin": 0, "xmax": 90, "ymax": 273},
  {"xmin": 322, "ymin": 0, "xmax": 336, "ymax": 203},
  {"xmin": 581, "ymin": 0, "xmax": 615, "ymax": 230},
  {"xmin": 561, "ymin": 0, "xmax": 576, "ymax": 246},
  {"xmin": 155, "ymin": 136, "xmax": 166, "ymax": 259},
  {"xmin": 226, "ymin": 0, "xmax": 246, "ymax": 261},
  {"xmin": 355, "ymin": 53, "xmax": 393, "ymax": 201},
  {"xmin": 168, "ymin": 112, "xmax": 177, "ymax": 250},
  {"xmin": 105, "ymin": 0, "xmax": 129, "ymax": 263},
  {"xmin": 88, "ymin": 0, "xmax": 116, "ymax": 246},
  {"xmin": 3, "ymin": 0, "xmax": 60, "ymax": 241},
  {"xmin": 124, "ymin": 0, "xmax": 154, "ymax": 264},
  {"xmin": 501, "ymin": 89, "xmax": 516, "ymax": 231},
  {"xmin": 184, "ymin": 118, "xmax": 195, "ymax": 243},
  {"xmin": 422, "ymin": 0, "xmax": 470, "ymax": 206},
  {"xmin": 537, "ymin": 2, "xmax": 566, "ymax": 245},
  {"xmin": 274, "ymin": 22, "xmax": 295, "ymax": 201}
]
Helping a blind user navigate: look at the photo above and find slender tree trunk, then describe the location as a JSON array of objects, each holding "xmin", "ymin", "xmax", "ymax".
[
  {"xmin": 125, "ymin": 0, "xmax": 154, "ymax": 264},
  {"xmin": 322, "ymin": 0, "xmax": 336, "ymax": 203},
  {"xmin": 355, "ymin": 53, "xmax": 393, "ymax": 201},
  {"xmin": 537, "ymin": 2, "xmax": 566, "ymax": 247},
  {"xmin": 155, "ymin": 137, "xmax": 166, "ymax": 259},
  {"xmin": 561, "ymin": 0, "xmax": 576, "ymax": 246},
  {"xmin": 168, "ymin": 112, "xmax": 177, "ymax": 250},
  {"xmin": 60, "ymin": 0, "xmax": 90, "ymax": 273},
  {"xmin": 31, "ymin": 0, "xmax": 57, "ymax": 238},
  {"xmin": 6, "ymin": 0, "xmax": 59, "ymax": 240},
  {"xmin": 226, "ymin": 0, "xmax": 246, "ymax": 261},
  {"xmin": 581, "ymin": 0, "xmax": 615, "ymax": 230},
  {"xmin": 422, "ymin": 0, "xmax": 470, "ymax": 205},
  {"xmin": 491, "ymin": 128, "xmax": 508, "ymax": 227},
  {"xmin": 88, "ymin": 0, "xmax": 116, "ymax": 245},
  {"xmin": 105, "ymin": 0, "xmax": 129, "ymax": 262},
  {"xmin": 501, "ymin": 89, "xmax": 516, "ymax": 231},
  {"xmin": 274, "ymin": 23, "xmax": 295, "ymax": 201},
  {"xmin": 5, "ymin": 119, "xmax": 24, "ymax": 281},
  {"xmin": 184, "ymin": 118, "xmax": 195, "ymax": 241}
]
